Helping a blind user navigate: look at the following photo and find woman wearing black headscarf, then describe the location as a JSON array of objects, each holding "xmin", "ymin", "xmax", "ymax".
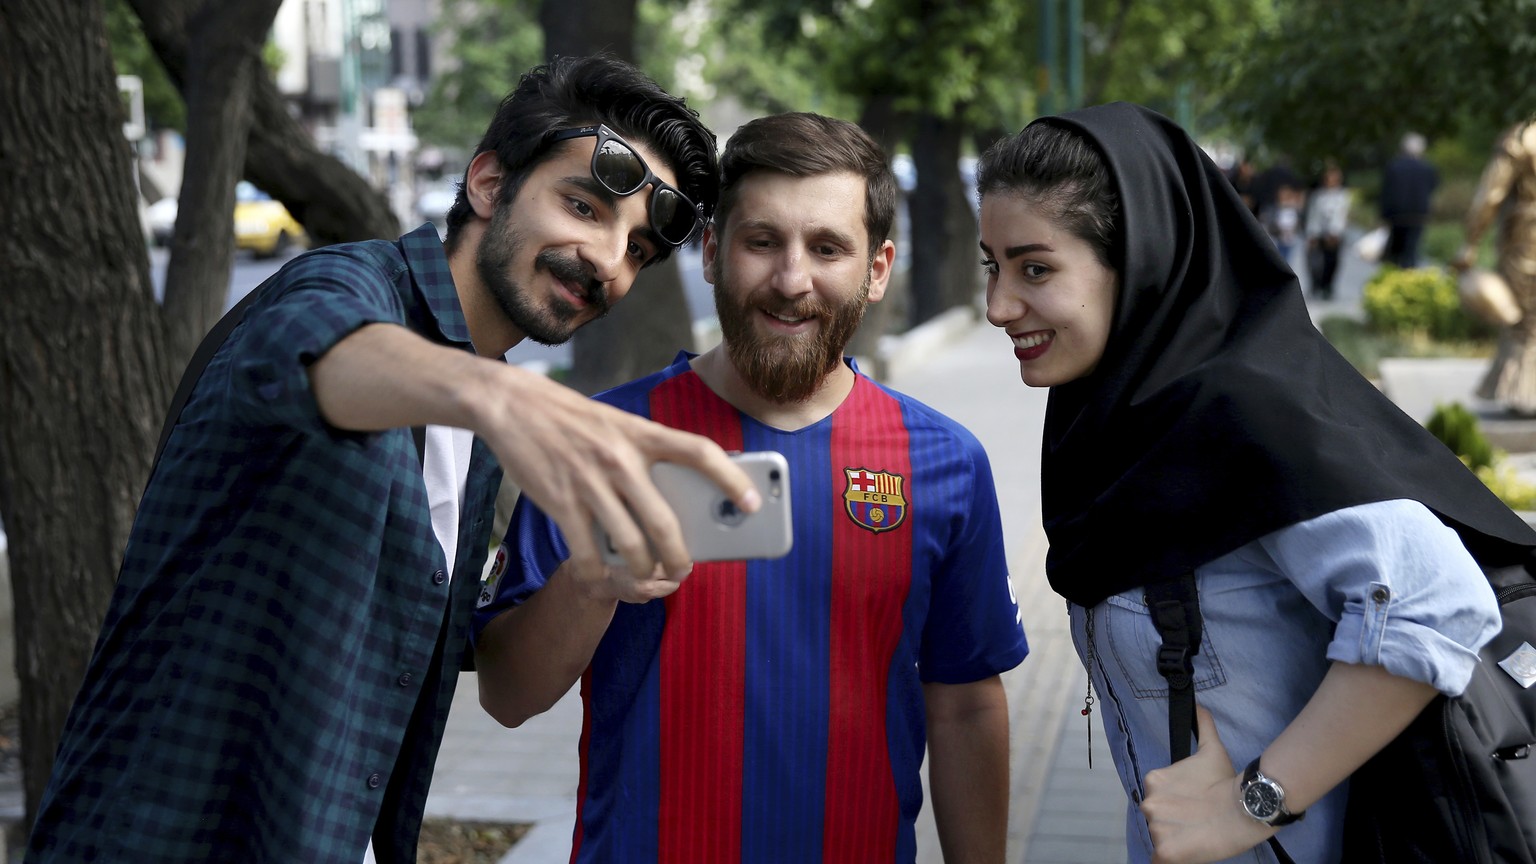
[{"xmin": 976, "ymin": 103, "xmax": 1535, "ymax": 863}]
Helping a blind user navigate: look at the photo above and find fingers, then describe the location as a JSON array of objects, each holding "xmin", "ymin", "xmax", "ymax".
[
  {"xmin": 622, "ymin": 425, "xmax": 757, "ymax": 577},
  {"xmin": 479, "ymin": 368, "xmax": 752, "ymax": 583},
  {"xmin": 640, "ymin": 426, "xmax": 761, "ymax": 513}
]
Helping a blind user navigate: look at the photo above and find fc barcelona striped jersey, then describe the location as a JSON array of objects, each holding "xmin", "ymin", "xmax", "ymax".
[{"xmin": 474, "ymin": 352, "xmax": 1028, "ymax": 863}]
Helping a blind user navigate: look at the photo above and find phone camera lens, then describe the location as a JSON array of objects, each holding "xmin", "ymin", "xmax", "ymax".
[
  {"xmin": 769, "ymin": 469, "xmax": 781, "ymax": 482},
  {"xmin": 715, "ymin": 498, "xmax": 747, "ymax": 526}
]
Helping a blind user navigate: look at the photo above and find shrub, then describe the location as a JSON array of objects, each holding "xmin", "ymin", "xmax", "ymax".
[
  {"xmin": 1426, "ymin": 402, "xmax": 1495, "ymax": 471},
  {"xmin": 1476, "ymin": 463, "xmax": 1536, "ymax": 512},
  {"xmin": 1362, "ymin": 265, "xmax": 1489, "ymax": 342},
  {"xmin": 1425, "ymin": 402, "xmax": 1536, "ymax": 511}
]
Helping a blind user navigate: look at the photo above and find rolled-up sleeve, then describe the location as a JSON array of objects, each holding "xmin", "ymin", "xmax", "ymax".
[
  {"xmin": 223, "ymin": 252, "xmax": 407, "ymax": 438},
  {"xmin": 1259, "ymin": 498, "xmax": 1500, "ymax": 696}
]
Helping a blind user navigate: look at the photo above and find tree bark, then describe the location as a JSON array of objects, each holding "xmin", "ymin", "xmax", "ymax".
[
  {"xmin": 908, "ymin": 112, "xmax": 980, "ymax": 326},
  {"xmin": 543, "ymin": 0, "xmax": 695, "ymax": 394},
  {"xmin": 161, "ymin": 0, "xmax": 283, "ymax": 368},
  {"xmin": 0, "ymin": 0, "xmax": 173, "ymax": 827},
  {"xmin": 126, "ymin": 0, "xmax": 400, "ymax": 247},
  {"xmin": 541, "ymin": 0, "xmax": 638, "ymax": 62},
  {"xmin": 567, "ymin": 262, "xmax": 698, "ymax": 395}
]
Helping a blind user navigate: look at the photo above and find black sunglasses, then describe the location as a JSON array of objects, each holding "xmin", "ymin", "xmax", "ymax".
[{"xmin": 546, "ymin": 124, "xmax": 704, "ymax": 247}]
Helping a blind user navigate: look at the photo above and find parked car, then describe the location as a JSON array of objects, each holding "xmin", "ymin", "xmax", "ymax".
[
  {"xmin": 234, "ymin": 181, "xmax": 306, "ymax": 258},
  {"xmin": 146, "ymin": 196, "xmax": 178, "ymax": 246}
]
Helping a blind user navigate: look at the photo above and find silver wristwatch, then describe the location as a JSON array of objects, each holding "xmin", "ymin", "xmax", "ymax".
[{"xmin": 1239, "ymin": 758, "xmax": 1305, "ymax": 826}]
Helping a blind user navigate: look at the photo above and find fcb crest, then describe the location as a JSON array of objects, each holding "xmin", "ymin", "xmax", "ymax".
[{"xmin": 843, "ymin": 468, "xmax": 908, "ymax": 534}]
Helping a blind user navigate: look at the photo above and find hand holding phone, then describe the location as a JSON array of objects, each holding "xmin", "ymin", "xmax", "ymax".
[{"xmin": 597, "ymin": 451, "xmax": 793, "ymax": 565}]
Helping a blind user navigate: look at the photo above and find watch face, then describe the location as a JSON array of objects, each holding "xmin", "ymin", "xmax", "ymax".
[{"xmin": 1244, "ymin": 781, "xmax": 1281, "ymax": 819}]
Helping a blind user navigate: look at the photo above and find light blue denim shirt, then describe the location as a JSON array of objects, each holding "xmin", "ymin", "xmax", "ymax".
[{"xmin": 1069, "ymin": 498, "xmax": 1500, "ymax": 864}]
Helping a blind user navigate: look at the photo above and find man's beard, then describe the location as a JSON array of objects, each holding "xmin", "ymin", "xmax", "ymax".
[
  {"xmin": 712, "ymin": 256, "xmax": 870, "ymax": 404},
  {"xmin": 476, "ymin": 203, "xmax": 608, "ymax": 346}
]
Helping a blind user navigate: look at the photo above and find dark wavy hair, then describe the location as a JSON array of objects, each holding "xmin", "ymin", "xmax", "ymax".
[
  {"xmin": 715, "ymin": 112, "xmax": 896, "ymax": 257},
  {"xmin": 976, "ymin": 121, "xmax": 1120, "ymax": 270},
  {"xmin": 443, "ymin": 54, "xmax": 720, "ymax": 263}
]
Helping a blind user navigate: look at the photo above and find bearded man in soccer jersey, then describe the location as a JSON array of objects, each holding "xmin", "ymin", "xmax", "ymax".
[{"xmin": 474, "ymin": 112, "xmax": 1028, "ymax": 864}]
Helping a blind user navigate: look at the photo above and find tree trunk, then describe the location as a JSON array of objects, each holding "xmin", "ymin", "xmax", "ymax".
[
  {"xmin": 127, "ymin": 0, "xmax": 400, "ymax": 246},
  {"xmin": 567, "ymin": 261, "xmax": 698, "ymax": 395},
  {"xmin": 543, "ymin": 0, "xmax": 694, "ymax": 394},
  {"xmin": 161, "ymin": 0, "xmax": 283, "ymax": 367},
  {"xmin": 908, "ymin": 112, "xmax": 980, "ymax": 326},
  {"xmin": 541, "ymin": 0, "xmax": 638, "ymax": 62},
  {"xmin": 0, "ymin": 0, "xmax": 174, "ymax": 827}
]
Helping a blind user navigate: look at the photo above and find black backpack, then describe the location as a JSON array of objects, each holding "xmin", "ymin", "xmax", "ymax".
[{"xmin": 1148, "ymin": 558, "xmax": 1536, "ymax": 864}]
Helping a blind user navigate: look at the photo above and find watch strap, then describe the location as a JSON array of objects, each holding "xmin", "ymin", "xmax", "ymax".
[{"xmin": 1242, "ymin": 757, "xmax": 1305, "ymax": 826}]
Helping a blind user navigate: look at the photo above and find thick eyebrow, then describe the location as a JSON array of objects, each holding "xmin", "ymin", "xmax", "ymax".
[
  {"xmin": 1003, "ymin": 243, "xmax": 1053, "ymax": 259},
  {"xmin": 565, "ymin": 175, "xmax": 618, "ymax": 208},
  {"xmin": 980, "ymin": 240, "xmax": 1055, "ymax": 259},
  {"xmin": 565, "ymin": 175, "xmax": 665, "ymax": 251}
]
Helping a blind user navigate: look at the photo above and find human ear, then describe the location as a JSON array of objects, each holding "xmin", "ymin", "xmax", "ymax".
[
  {"xmin": 464, "ymin": 151, "xmax": 505, "ymax": 220},
  {"xmin": 700, "ymin": 223, "xmax": 720, "ymax": 285},
  {"xmin": 865, "ymin": 239, "xmax": 896, "ymax": 304}
]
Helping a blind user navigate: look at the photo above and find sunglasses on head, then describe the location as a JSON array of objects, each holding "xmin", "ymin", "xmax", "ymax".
[{"xmin": 546, "ymin": 124, "xmax": 704, "ymax": 248}]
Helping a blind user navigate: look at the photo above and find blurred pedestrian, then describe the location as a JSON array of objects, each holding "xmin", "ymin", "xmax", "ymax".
[
  {"xmin": 1379, "ymin": 132, "xmax": 1439, "ymax": 268},
  {"xmin": 1250, "ymin": 156, "xmax": 1306, "ymax": 265},
  {"xmin": 976, "ymin": 102, "xmax": 1531, "ymax": 864},
  {"xmin": 25, "ymin": 55, "xmax": 756, "ymax": 864},
  {"xmin": 1304, "ymin": 161, "xmax": 1351, "ymax": 299},
  {"xmin": 1227, "ymin": 156, "xmax": 1259, "ymax": 219},
  {"xmin": 475, "ymin": 113, "xmax": 1027, "ymax": 864},
  {"xmin": 1453, "ymin": 118, "xmax": 1536, "ymax": 413}
]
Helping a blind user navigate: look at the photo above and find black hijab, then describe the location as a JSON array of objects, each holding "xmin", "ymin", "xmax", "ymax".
[{"xmin": 1035, "ymin": 103, "xmax": 1535, "ymax": 608}]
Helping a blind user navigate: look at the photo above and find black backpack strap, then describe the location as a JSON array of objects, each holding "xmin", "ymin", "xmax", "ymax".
[
  {"xmin": 1146, "ymin": 572, "xmax": 1203, "ymax": 761},
  {"xmin": 1146, "ymin": 572, "xmax": 1297, "ymax": 864}
]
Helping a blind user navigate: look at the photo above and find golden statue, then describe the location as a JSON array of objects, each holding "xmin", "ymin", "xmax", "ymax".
[{"xmin": 1454, "ymin": 119, "xmax": 1536, "ymax": 414}]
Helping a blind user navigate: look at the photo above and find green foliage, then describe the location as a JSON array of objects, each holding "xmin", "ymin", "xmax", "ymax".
[
  {"xmin": 412, "ymin": 0, "xmax": 542, "ymax": 155},
  {"xmin": 1317, "ymin": 315, "xmax": 1491, "ymax": 378},
  {"xmin": 1424, "ymin": 402, "xmax": 1536, "ymax": 511},
  {"xmin": 1083, "ymin": 0, "xmax": 1276, "ymax": 134},
  {"xmin": 750, "ymin": 0, "xmax": 1035, "ymax": 128},
  {"xmin": 103, "ymin": 0, "xmax": 184, "ymax": 131},
  {"xmin": 1475, "ymin": 461, "xmax": 1536, "ymax": 511},
  {"xmin": 676, "ymin": 2, "xmax": 850, "ymax": 119},
  {"xmin": 1222, "ymin": 0, "xmax": 1536, "ymax": 165},
  {"xmin": 1362, "ymin": 265, "xmax": 1490, "ymax": 342},
  {"xmin": 1427, "ymin": 402, "xmax": 1495, "ymax": 470}
]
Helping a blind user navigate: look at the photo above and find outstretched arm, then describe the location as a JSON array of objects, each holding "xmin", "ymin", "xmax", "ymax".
[
  {"xmin": 924, "ymin": 676, "xmax": 1011, "ymax": 864},
  {"xmin": 1139, "ymin": 662, "xmax": 1436, "ymax": 864},
  {"xmin": 307, "ymin": 323, "xmax": 759, "ymax": 580}
]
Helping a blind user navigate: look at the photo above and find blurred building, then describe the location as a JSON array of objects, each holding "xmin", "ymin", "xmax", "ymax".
[{"xmin": 271, "ymin": 0, "xmax": 444, "ymax": 223}]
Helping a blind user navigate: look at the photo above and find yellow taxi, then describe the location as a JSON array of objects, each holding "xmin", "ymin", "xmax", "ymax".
[{"xmin": 234, "ymin": 181, "xmax": 307, "ymax": 257}]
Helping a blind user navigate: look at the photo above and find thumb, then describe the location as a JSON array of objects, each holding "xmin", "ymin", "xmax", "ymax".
[{"xmin": 1192, "ymin": 704, "xmax": 1231, "ymax": 764}]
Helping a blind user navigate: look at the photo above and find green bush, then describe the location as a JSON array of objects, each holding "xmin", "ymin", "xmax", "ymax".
[
  {"xmin": 1476, "ymin": 462, "xmax": 1536, "ymax": 512},
  {"xmin": 1425, "ymin": 402, "xmax": 1536, "ymax": 511},
  {"xmin": 1362, "ymin": 265, "xmax": 1489, "ymax": 342},
  {"xmin": 1426, "ymin": 402, "xmax": 1495, "ymax": 470}
]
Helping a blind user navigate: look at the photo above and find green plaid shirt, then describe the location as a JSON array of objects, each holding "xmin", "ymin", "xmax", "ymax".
[{"xmin": 29, "ymin": 225, "xmax": 504, "ymax": 862}]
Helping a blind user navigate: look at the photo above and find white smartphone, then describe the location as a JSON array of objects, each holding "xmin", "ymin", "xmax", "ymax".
[{"xmin": 597, "ymin": 451, "xmax": 793, "ymax": 564}]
